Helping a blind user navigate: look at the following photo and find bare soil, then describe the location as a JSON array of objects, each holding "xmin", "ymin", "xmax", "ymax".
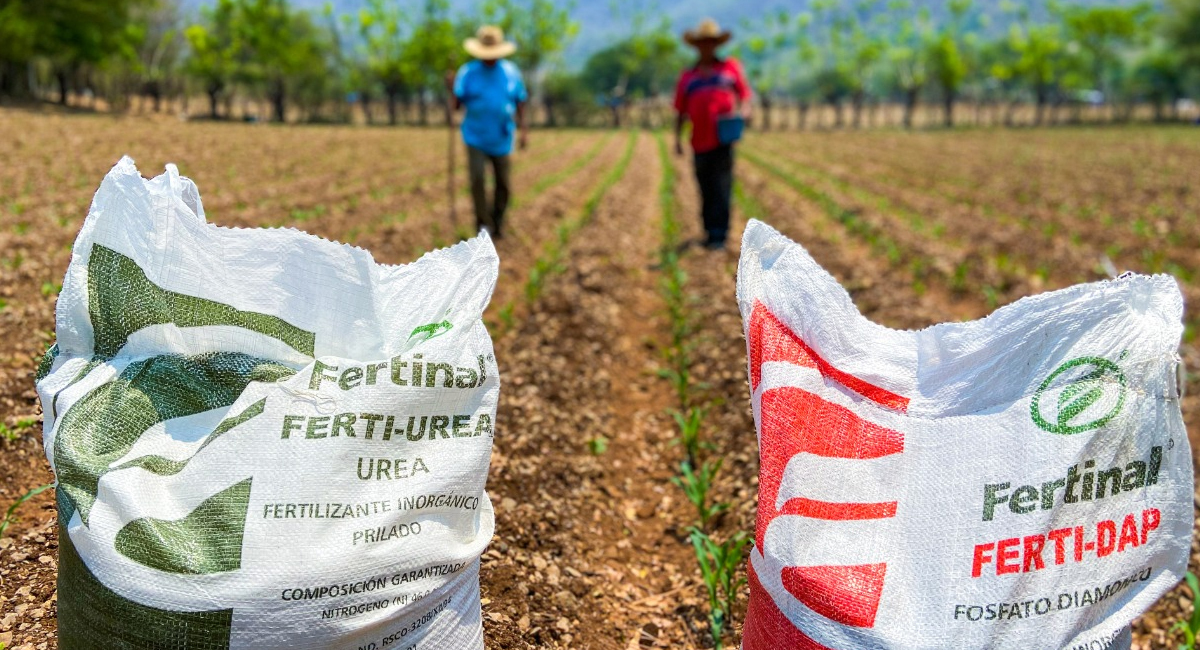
[{"xmin": 0, "ymin": 110, "xmax": 1197, "ymax": 649}]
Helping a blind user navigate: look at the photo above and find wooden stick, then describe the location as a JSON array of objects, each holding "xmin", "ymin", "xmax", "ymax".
[{"xmin": 448, "ymin": 102, "xmax": 459, "ymax": 230}]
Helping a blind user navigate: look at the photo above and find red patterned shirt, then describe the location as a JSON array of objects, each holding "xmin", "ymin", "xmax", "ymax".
[{"xmin": 673, "ymin": 58, "xmax": 751, "ymax": 154}]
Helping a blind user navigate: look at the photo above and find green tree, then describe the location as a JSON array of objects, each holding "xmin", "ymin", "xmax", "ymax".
[
  {"xmin": 789, "ymin": 12, "xmax": 821, "ymax": 129},
  {"xmin": 1060, "ymin": 3, "xmax": 1150, "ymax": 117},
  {"xmin": 403, "ymin": 0, "xmax": 465, "ymax": 125},
  {"xmin": 481, "ymin": 0, "xmax": 578, "ymax": 114},
  {"xmin": 0, "ymin": 0, "xmax": 40, "ymax": 97},
  {"xmin": 1163, "ymin": 0, "xmax": 1200, "ymax": 75},
  {"xmin": 542, "ymin": 71, "xmax": 596, "ymax": 126},
  {"xmin": 1132, "ymin": 43, "xmax": 1187, "ymax": 121},
  {"xmin": 1008, "ymin": 19, "xmax": 1065, "ymax": 125},
  {"xmin": 18, "ymin": 0, "xmax": 155, "ymax": 104},
  {"xmin": 356, "ymin": 0, "xmax": 410, "ymax": 125},
  {"xmin": 234, "ymin": 0, "xmax": 332, "ymax": 123},
  {"xmin": 735, "ymin": 9, "xmax": 793, "ymax": 129},
  {"xmin": 185, "ymin": 0, "xmax": 238, "ymax": 118},
  {"xmin": 886, "ymin": 3, "xmax": 933, "ymax": 129},
  {"xmin": 131, "ymin": 1, "xmax": 185, "ymax": 112},
  {"xmin": 927, "ymin": 0, "xmax": 971, "ymax": 127},
  {"xmin": 577, "ymin": 17, "xmax": 685, "ymax": 127}
]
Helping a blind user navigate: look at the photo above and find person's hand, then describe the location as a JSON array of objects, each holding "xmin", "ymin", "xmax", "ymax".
[
  {"xmin": 674, "ymin": 140, "xmax": 684, "ymax": 157},
  {"xmin": 518, "ymin": 131, "xmax": 529, "ymax": 151}
]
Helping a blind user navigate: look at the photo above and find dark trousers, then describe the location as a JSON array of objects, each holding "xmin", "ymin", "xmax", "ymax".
[
  {"xmin": 467, "ymin": 146, "xmax": 512, "ymax": 237},
  {"xmin": 694, "ymin": 144, "xmax": 734, "ymax": 244}
]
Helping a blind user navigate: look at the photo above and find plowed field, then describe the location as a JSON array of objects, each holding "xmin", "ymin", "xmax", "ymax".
[{"xmin": 0, "ymin": 109, "xmax": 1196, "ymax": 649}]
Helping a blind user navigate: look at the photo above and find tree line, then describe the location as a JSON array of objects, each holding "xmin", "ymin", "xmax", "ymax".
[
  {"xmin": 0, "ymin": 0, "xmax": 1197, "ymax": 128},
  {"xmin": 731, "ymin": 0, "xmax": 1200, "ymax": 128}
]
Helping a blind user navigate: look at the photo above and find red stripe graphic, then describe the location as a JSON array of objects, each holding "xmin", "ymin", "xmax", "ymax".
[
  {"xmin": 755, "ymin": 387, "xmax": 903, "ymax": 552},
  {"xmin": 780, "ymin": 498, "xmax": 898, "ymax": 521},
  {"xmin": 746, "ymin": 303, "xmax": 910, "ymax": 645},
  {"xmin": 782, "ymin": 564, "xmax": 888, "ymax": 629},
  {"xmin": 748, "ymin": 301, "xmax": 909, "ymax": 413},
  {"xmin": 744, "ymin": 562, "xmax": 836, "ymax": 650}
]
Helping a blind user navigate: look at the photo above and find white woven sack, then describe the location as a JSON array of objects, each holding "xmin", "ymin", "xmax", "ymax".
[
  {"xmin": 37, "ymin": 158, "xmax": 499, "ymax": 649},
  {"xmin": 736, "ymin": 220, "xmax": 1190, "ymax": 650}
]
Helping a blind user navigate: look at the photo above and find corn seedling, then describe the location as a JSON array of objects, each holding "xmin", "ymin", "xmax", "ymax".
[
  {"xmin": 670, "ymin": 406, "xmax": 709, "ymax": 469},
  {"xmin": 497, "ymin": 302, "xmax": 516, "ymax": 331},
  {"xmin": 1172, "ymin": 572, "xmax": 1200, "ymax": 650},
  {"xmin": 0, "ymin": 483, "xmax": 53, "ymax": 537},
  {"xmin": 587, "ymin": 436, "xmax": 609, "ymax": 455},
  {"xmin": 0, "ymin": 418, "xmax": 34, "ymax": 442},
  {"xmin": 671, "ymin": 459, "xmax": 727, "ymax": 531},
  {"xmin": 689, "ymin": 527, "xmax": 751, "ymax": 650},
  {"xmin": 41, "ymin": 282, "xmax": 62, "ymax": 297}
]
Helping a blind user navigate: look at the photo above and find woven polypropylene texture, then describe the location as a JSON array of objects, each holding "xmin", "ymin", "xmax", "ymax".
[
  {"xmin": 736, "ymin": 219, "xmax": 1190, "ymax": 650},
  {"xmin": 38, "ymin": 158, "xmax": 499, "ymax": 650}
]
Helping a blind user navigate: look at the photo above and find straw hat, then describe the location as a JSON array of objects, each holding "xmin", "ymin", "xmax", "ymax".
[
  {"xmin": 684, "ymin": 18, "xmax": 732, "ymax": 46},
  {"xmin": 464, "ymin": 25, "xmax": 517, "ymax": 60}
]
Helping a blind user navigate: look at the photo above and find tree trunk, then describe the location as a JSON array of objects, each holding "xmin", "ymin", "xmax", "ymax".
[
  {"xmin": 1005, "ymin": 100, "xmax": 1018, "ymax": 127},
  {"xmin": 851, "ymin": 92, "xmax": 864, "ymax": 129},
  {"xmin": 361, "ymin": 91, "xmax": 373, "ymax": 125},
  {"xmin": 545, "ymin": 97, "xmax": 558, "ymax": 127},
  {"xmin": 761, "ymin": 95, "xmax": 772, "ymax": 131},
  {"xmin": 903, "ymin": 89, "xmax": 918, "ymax": 129},
  {"xmin": 207, "ymin": 86, "xmax": 220, "ymax": 119},
  {"xmin": 271, "ymin": 86, "xmax": 286, "ymax": 123},
  {"xmin": 798, "ymin": 102, "xmax": 809, "ymax": 130},
  {"xmin": 1035, "ymin": 86, "xmax": 1048, "ymax": 126},
  {"xmin": 57, "ymin": 70, "xmax": 69, "ymax": 106},
  {"xmin": 418, "ymin": 95, "xmax": 428, "ymax": 126},
  {"xmin": 387, "ymin": 91, "xmax": 398, "ymax": 126},
  {"xmin": 943, "ymin": 92, "xmax": 954, "ymax": 128}
]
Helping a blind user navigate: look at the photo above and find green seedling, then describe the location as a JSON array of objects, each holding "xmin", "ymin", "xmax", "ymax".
[
  {"xmin": 289, "ymin": 205, "xmax": 326, "ymax": 222},
  {"xmin": 982, "ymin": 285, "xmax": 1000, "ymax": 310},
  {"xmin": 0, "ymin": 298, "xmax": 7, "ymax": 311},
  {"xmin": 657, "ymin": 364, "xmax": 692, "ymax": 409},
  {"xmin": 497, "ymin": 302, "xmax": 516, "ymax": 331},
  {"xmin": 670, "ymin": 406, "xmax": 709, "ymax": 469},
  {"xmin": 1, "ymin": 418, "xmax": 37, "ymax": 442},
  {"xmin": 0, "ymin": 483, "xmax": 53, "ymax": 537},
  {"xmin": 41, "ymin": 282, "xmax": 62, "ymax": 297},
  {"xmin": 1172, "ymin": 572, "xmax": 1200, "ymax": 650},
  {"xmin": 587, "ymin": 436, "xmax": 609, "ymax": 455},
  {"xmin": 689, "ymin": 528, "xmax": 751, "ymax": 650},
  {"xmin": 671, "ymin": 459, "xmax": 727, "ymax": 531},
  {"xmin": 950, "ymin": 262, "xmax": 970, "ymax": 293}
]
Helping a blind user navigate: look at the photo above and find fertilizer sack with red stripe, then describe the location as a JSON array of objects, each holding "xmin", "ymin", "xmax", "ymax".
[
  {"xmin": 36, "ymin": 158, "xmax": 499, "ymax": 649},
  {"xmin": 736, "ymin": 220, "xmax": 1190, "ymax": 650}
]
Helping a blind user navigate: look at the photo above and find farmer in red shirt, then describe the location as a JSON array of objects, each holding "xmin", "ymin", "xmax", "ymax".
[{"xmin": 673, "ymin": 18, "xmax": 752, "ymax": 250}]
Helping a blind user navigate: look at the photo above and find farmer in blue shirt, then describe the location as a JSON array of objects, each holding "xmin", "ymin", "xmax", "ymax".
[{"xmin": 446, "ymin": 25, "xmax": 529, "ymax": 239}]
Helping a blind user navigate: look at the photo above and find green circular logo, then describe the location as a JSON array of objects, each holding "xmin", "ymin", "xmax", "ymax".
[{"xmin": 1030, "ymin": 356, "xmax": 1127, "ymax": 435}]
